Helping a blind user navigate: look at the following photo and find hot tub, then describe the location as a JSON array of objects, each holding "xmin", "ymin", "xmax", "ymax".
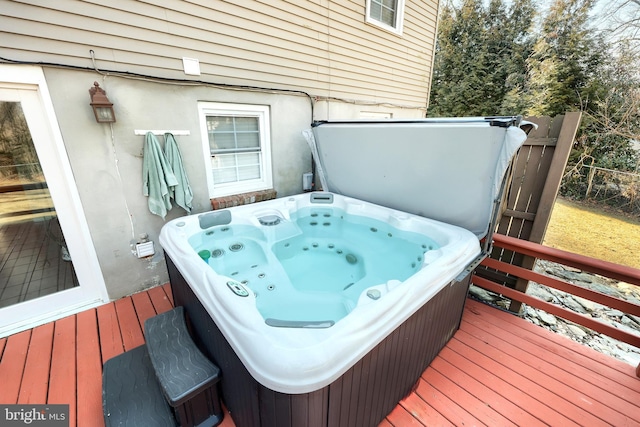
[{"xmin": 161, "ymin": 117, "xmax": 528, "ymax": 427}]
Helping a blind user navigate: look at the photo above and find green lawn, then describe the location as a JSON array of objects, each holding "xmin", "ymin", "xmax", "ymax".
[{"xmin": 543, "ymin": 197, "xmax": 640, "ymax": 270}]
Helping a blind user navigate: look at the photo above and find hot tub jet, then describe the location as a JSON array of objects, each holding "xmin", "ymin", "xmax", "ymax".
[{"xmin": 229, "ymin": 242, "xmax": 244, "ymax": 252}]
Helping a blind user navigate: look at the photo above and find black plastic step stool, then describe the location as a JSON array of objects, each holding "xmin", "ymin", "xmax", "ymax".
[
  {"xmin": 103, "ymin": 345, "xmax": 177, "ymax": 426},
  {"xmin": 102, "ymin": 307, "xmax": 223, "ymax": 427},
  {"xmin": 145, "ymin": 307, "xmax": 223, "ymax": 426}
]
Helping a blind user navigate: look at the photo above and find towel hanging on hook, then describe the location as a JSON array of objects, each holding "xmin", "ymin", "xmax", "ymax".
[
  {"xmin": 142, "ymin": 132, "xmax": 178, "ymax": 219},
  {"xmin": 164, "ymin": 133, "xmax": 193, "ymax": 214}
]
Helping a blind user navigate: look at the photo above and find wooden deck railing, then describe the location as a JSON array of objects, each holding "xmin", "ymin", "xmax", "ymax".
[{"xmin": 472, "ymin": 233, "xmax": 640, "ymax": 377}]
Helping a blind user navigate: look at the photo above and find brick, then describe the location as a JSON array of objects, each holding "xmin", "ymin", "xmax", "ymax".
[
  {"xmin": 262, "ymin": 189, "xmax": 276, "ymax": 200},
  {"xmin": 209, "ymin": 189, "xmax": 276, "ymax": 212}
]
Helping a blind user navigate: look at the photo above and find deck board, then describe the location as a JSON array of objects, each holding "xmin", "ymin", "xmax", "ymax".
[
  {"xmin": 147, "ymin": 284, "xmax": 173, "ymax": 314},
  {"xmin": 114, "ymin": 297, "xmax": 145, "ymax": 351},
  {"xmin": 18, "ymin": 322, "xmax": 54, "ymax": 404},
  {"xmin": 0, "ymin": 329, "xmax": 31, "ymax": 404},
  {"xmin": 467, "ymin": 298, "xmax": 635, "ymax": 378},
  {"xmin": 48, "ymin": 315, "xmax": 77, "ymax": 427},
  {"xmin": 0, "ymin": 287, "xmax": 639, "ymax": 427},
  {"xmin": 416, "ymin": 375, "xmax": 483, "ymax": 426},
  {"xmin": 131, "ymin": 290, "xmax": 157, "ymax": 334},
  {"xmin": 162, "ymin": 282, "xmax": 174, "ymax": 307},
  {"xmin": 450, "ymin": 329, "xmax": 610, "ymax": 426},
  {"xmin": 426, "ymin": 355, "xmax": 546, "ymax": 427},
  {"xmin": 464, "ymin": 302, "xmax": 640, "ymax": 413},
  {"xmin": 439, "ymin": 342, "xmax": 582, "ymax": 426},
  {"xmin": 421, "ymin": 366, "xmax": 516, "ymax": 427},
  {"xmin": 398, "ymin": 384, "xmax": 455, "ymax": 427},
  {"xmin": 456, "ymin": 321, "xmax": 631, "ymax": 425},
  {"xmin": 385, "ymin": 404, "xmax": 426, "ymax": 426},
  {"xmin": 75, "ymin": 308, "xmax": 104, "ymax": 427},
  {"xmin": 96, "ymin": 302, "xmax": 124, "ymax": 364}
]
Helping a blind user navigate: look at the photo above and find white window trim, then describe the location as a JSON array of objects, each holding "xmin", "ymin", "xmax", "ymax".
[
  {"xmin": 198, "ymin": 102, "xmax": 273, "ymax": 198},
  {"xmin": 365, "ymin": 0, "xmax": 406, "ymax": 36}
]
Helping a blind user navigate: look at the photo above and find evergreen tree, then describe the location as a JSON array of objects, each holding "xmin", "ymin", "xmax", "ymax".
[
  {"xmin": 428, "ymin": 0, "xmax": 535, "ymax": 117},
  {"xmin": 428, "ymin": 0, "xmax": 638, "ymax": 203},
  {"xmin": 485, "ymin": 0, "xmax": 536, "ymax": 115},
  {"xmin": 523, "ymin": 0, "xmax": 605, "ymax": 117},
  {"xmin": 428, "ymin": 0, "xmax": 487, "ymax": 117}
]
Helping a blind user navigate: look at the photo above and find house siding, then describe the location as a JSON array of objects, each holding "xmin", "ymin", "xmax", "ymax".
[
  {"xmin": 0, "ymin": 0, "xmax": 440, "ymax": 304},
  {"xmin": 1, "ymin": 0, "xmax": 438, "ymax": 109}
]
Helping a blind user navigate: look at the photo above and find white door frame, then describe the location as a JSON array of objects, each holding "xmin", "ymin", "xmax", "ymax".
[{"xmin": 0, "ymin": 65, "xmax": 108, "ymax": 337}]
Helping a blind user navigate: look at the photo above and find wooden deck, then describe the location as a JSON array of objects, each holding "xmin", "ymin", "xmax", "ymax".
[
  {"xmin": 0, "ymin": 284, "xmax": 638, "ymax": 426},
  {"xmin": 0, "ymin": 216, "xmax": 78, "ymax": 308}
]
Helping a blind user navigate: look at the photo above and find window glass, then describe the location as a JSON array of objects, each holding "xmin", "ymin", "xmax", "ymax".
[
  {"xmin": 371, "ymin": 0, "xmax": 397, "ymax": 27},
  {"xmin": 366, "ymin": 0, "xmax": 404, "ymax": 34},
  {"xmin": 199, "ymin": 103, "xmax": 272, "ymax": 198}
]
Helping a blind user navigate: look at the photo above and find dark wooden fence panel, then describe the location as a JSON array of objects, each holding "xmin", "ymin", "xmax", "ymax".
[{"xmin": 478, "ymin": 112, "xmax": 582, "ymax": 312}]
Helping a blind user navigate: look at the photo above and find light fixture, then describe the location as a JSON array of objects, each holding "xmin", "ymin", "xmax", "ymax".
[{"xmin": 89, "ymin": 81, "xmax": 116, "ymax": 123}]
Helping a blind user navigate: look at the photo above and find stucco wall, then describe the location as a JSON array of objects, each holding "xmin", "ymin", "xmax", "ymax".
[{"xmin": 43, "ymin": 68, "xmax": 313, "ymax": 299}]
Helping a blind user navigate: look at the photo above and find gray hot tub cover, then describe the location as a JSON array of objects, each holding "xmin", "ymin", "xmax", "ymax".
[{"xmin": 303, "ymin": 118, "xmax": 529, "ymax": 238}]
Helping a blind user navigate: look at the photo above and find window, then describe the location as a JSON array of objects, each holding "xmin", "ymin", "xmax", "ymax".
[
  {"xmin": 198, "ymin": 102, "xmax": 272, "ymax": 198},
  {"xmin": 366, "ymin": 0, "xmax": 405, "ymax": 35}
]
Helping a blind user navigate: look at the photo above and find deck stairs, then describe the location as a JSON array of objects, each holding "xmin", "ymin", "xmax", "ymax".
[{"xmin": 102, "ymin": 306, "xmax": 223, "ymax": 427}]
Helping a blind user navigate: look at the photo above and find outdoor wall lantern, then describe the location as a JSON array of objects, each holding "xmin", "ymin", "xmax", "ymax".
[{"xmin": 89, "ymin": 81, "xmax": 116, "ymax": 123}]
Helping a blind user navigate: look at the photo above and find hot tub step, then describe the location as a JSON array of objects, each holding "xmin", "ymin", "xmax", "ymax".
[
  {"xmin": 145, "ymin": 306, "xmax": 223, "ymax": 427},
  {"xmin": 102, "ymin": 345, "xmax": 178, "ymax": 427},
  {"xmin": 102, "ymin": 306, "xmax": 223, "ymax": 427}
]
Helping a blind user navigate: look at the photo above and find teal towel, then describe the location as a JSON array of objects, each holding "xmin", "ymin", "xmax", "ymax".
[
  {"xmin": 164, "ymin": 133, "xmax": 193, "ymax": 213},
  {"xmin": 142, "ymin": 132, "xmax": 178, "ymax": 218}
]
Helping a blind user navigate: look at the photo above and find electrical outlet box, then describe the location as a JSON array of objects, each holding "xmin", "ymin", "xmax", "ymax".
[
  {"xmin": 303, "ymin": 172, "xmax": 313, "ymax": 191},
  {"xmin": 136, "ymin": 241, "xmax": 155, "ymax": 258}
]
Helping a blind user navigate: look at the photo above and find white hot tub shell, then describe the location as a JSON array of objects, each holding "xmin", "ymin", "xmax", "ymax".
[{"xmin": 161, "ymin": 117, "xmax": 528, "ymax": 427}]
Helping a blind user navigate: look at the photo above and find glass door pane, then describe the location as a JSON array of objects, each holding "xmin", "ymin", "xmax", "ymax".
[{"xmin": 0, "ymin": 101, "xmax": 78, "ymax": 308}]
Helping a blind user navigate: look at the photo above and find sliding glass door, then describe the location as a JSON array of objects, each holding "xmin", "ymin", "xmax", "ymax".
[{"xmin": 0, "ymin": 66, "xmax": 107, "ymax": 336}]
